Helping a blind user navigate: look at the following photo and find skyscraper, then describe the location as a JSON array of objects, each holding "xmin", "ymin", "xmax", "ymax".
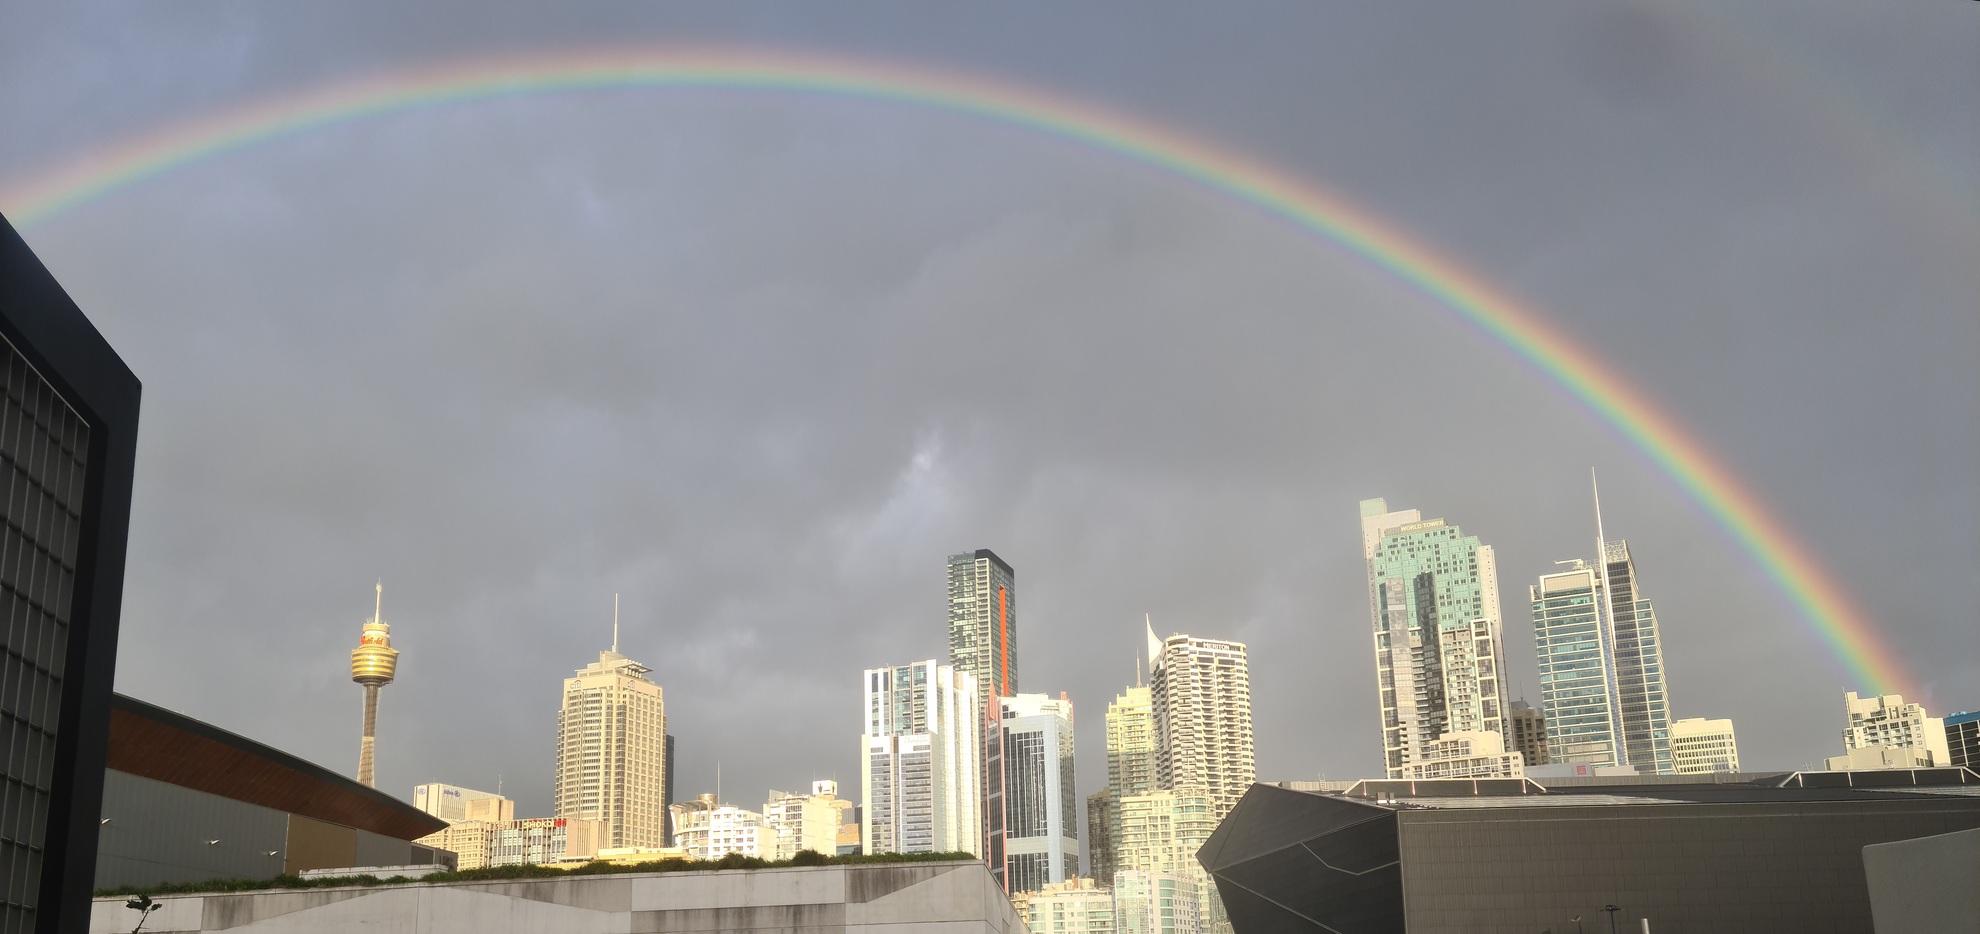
[
  {"xmin": 948, "ymin": 549, "xmax": 1016, "ymax": 887},
  {"xmin": 349, "ymin": 583, "xmax": 398, "ymax": 788},
  {"xmin": 1147, "ymin": 626, "xmax": 1255, "ymax": 819},
  {"xmin": 1600, "ymin": 537, "xmax": 1674, "ymax": 774},
  {"xmin": 948, "ymin": 549, "xmax": 1018, "ymax": 704},
  {"xmin": 1360, "ymin": 499, "xmax": 1514, "ymax": 779},
  {"xmin": 1097, "ymin": 681, "xmax": 1159, "ymax": 885},
  {"xmin": 554, "ymin": 632, "xmax": 668, "ymax": 849},
  {"xmin": 1531, "ymin": 561, "xmax": 1624, "ymax": 768},
  {"xmin": 861, "ymin": 660, "xmax": 982, "ymax": 856},
  {"xmin": 0, "ymin": 213, "xmax": 142, "ymax": 933},
  {"xmin": 1000, "ymin": 693, "xmax": 1079, "ymax": 893}
]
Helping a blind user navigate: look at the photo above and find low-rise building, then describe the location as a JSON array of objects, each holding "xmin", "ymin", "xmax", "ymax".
[
  {"xmin": 1398, "ymin": 730, "xmax": 1524, "ymax": 780},
  {"xmin": 1022, "ymin": 876, "xmax": 1115, "ymax": 934},
  {"xmin": 671, "ymin": 794, "xmax": 771, "ymax": 860},
  {"xmin": 412, "ymin": 784, "xmax": 514, "ymax": 823},
  {"xmin": 764, "ymin": 782, "xmax": 847, "ymax": 859}
]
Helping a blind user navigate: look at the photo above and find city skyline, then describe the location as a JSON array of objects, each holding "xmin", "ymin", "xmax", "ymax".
[{"xmin": 5, "ymin": 4, "xmax": 1971, "ymax": 831}]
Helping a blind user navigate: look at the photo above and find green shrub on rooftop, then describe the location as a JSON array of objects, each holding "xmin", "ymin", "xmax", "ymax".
[{"xmin": 94, "ymin": 850, "xmax": 981, "ymax": 898}]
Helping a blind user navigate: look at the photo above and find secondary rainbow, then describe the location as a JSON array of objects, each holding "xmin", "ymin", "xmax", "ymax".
[{"xmin": 0, "ymin": 47, "xmax": 1914, "ymax": 698}]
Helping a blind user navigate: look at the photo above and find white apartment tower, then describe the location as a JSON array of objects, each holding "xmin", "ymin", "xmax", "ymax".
[
  {"xmin": 671, "ymin": 794, "xmax": 772, "ymax": 860},
  {"xmin": 1361, "ymin": 498, "xmax": 1515, "ymax": 779},
  {"xmin": 861, "ymin": 660, "xmax": 983, "ymax": 856},
  {"xmin": 1000, "ymin": 693, "xmax": 1079, "ymax": 893},
  {"xmin": 554, "ymin": 631, "xmax": 668, "ymax": 849},
  {"xmin": 1841, "ymin": 691, "xmax": 1950, "ymax": 766},
  {"xmin": 1148, "ymin": 624, "xmax": 1256, "ymax": 819}
]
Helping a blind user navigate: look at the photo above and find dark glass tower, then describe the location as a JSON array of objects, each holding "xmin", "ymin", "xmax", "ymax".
[
  {"xmin": 0, "ymin": 214, "xmax": 142, "ymax": 934},
  {"xmin": 946, "ymin": 549, "xmax": 1014, "ymax": 889}
]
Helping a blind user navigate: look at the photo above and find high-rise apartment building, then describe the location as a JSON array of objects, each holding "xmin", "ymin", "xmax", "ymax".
[
  {"xmin": 412, "ymin": 783, "xmax": 514, "ymax": 823},
  {"xmin": 1113, "ymin": 786, "xmax": 1215, "ymax": 934},
  {"xmin": 1001, "ymin": 693, "xmax": 1079, "ymax": 893},
  {"xmin": 763, "ymin": 782, "xmax": 846, "ymax": 859},
  {"xmin": 1600, "ymin": 538, "xmax": 1674, "ymax": 774},
  {"xmin": 0, "ymin": 214, "xmax": 142, "ymax": 934},
  {"xmin": 1669, "ymin": 718, "xmax": 1740, "ymax": 774},
  {"xmin": 948, "ymin": 549, "xmax": 1016, "ymax": 887},
  {"xmin": 554, "ymin": 642, "xmax": 668, "ymax": 849},
  {"xmin": 1840, "ymin": 691, "xmax": 1950, "ymax": 767},
  {"xmin": 1531, "ymin": 561, "xmax": 1624, "ymax": 768},
  {"xmin": 1360, "ymin": 499, "xmax": 1514, "ymax": 780},
  {"xmin": 1094, "ymin": 682, "xmax": 1158, "ymax": 887},
  {"xmin": 861, "ymin": 660, "xmax": 982, "ymax": 856},
  {"xmin": 1113, "ymin": 870, "xmax": 1201, "ymax": 934},
  {"xmin": 1148, "ymin": 628, "xmax": 1255, "ymax": 818},
  {"xmin": 1507, "ymin": 700, "xmax": 1550, "ymax": 767},
  {"xmin": 349, "ymin": 583, "xmax": 398, "ymax": 788},
  {"xmin": 1947, "ymin": 711, "xmax": 1980, "ymax": 771}
]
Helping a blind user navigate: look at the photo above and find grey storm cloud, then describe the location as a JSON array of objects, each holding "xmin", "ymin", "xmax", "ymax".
[{"xmin": 0, "ymin": 1, "xmax": 1973, "ymax": 828}]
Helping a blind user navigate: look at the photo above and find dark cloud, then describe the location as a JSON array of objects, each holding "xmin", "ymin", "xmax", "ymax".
[{"xmin": 1, "ymin": 2, "xmax": 1973, "ymax": 831}]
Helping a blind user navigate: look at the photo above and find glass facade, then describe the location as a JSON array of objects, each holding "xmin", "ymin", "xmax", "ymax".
[
  {"xmin": 1603, "ymin": 540, "xmax": 1673, "ymax": 774},
  {"xmin": 1531, "ymin": 564, "xmax": 1623, "ymax": 767},
  {"xmin": 0, "ymin": 337, "xmax": 90, "ymax": 933}
]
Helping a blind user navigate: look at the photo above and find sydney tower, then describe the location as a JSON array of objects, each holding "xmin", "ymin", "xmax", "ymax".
[{"xmin": 349, "ymin": 583, "xmax": 399, "ymax": 788}]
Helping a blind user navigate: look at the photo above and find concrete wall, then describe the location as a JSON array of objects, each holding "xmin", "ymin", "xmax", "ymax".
[
  {"xmin": 1864, "ymin": 826, "xmax": 1980, "ymax": 934},
  {"xmin": 89, "ymin": 860, "xmax": 1021, "ymax": 934}
]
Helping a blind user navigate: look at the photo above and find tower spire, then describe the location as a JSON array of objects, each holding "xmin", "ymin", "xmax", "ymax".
[{"xmin": 374, "ymin": 580, "xmax": 383, "ymax": 625}]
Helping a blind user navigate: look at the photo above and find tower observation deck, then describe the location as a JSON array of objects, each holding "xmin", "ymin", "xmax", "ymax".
[{"xmin": 350, "ymin": 583, "xmax": 398, "ymax": 788}]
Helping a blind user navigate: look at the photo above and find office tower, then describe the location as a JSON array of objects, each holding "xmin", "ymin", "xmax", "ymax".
[
  {"xmin": 412, "ymin": 783, "xmax": 514, "ymax": 822},
  {"xmin": 861, "ymin": 660, "xmax": 982, "ymax": 856},
  {"xmin": 1086, "ymin": 791, "xmax": 1116, "ymax": 885},
  {"xmin": 1148, "ymin": 626, "xmax": 1255, "ymax": 818},
  {"xmin": 1839, "ymin": 691, "xmax": 1950, "ymax": 766},
  {"xmin": 1113, "ymin": 870, "xmax": 1200, "ymax": 934},
  {"xmin": 948, "ymin": 549, "xmax": 1016, "ymax": 886},
  {"xmin": 1599, "ymin": 536, "xmax": 1674, "ymax": 775},
  {"xmin": 1507, "ymin": 700, "xmax": 1550, "ymax": 767},
  {"xmin": 1115, "ymin": 790, "xmax": 1216, "ymax": 932},
  {"xmin": 0, "ymin": 214, "xmax": 142, "ymax": 934},
  {"xmin": 671, "ymin": 794, "xmax": 772, "ymax": 860},
  {"xmin": 1669, "ymin": 718, "xmax": 1741, "ymax": 774},
  {"xmin": 1531, "ymin": 561, "xmax": 1624, "ymax": 768},
  {"xmin": 350, "ymin": 583, "xmax": 399, "ymax": 788},
  {"xmin": 1001, "ymin": 693, "xmax": 1079, "ymax": 893},
  {"xmin": 764, "ymin": 782, "xmax": 847, "ymax": 859},
  {"xmin": 1095, "ymin": 682, "xmax": 1157, "ymax": 888},
  {"xmin": 1020, "ymin": 877, "xmax": 1116, "ymax": 934},
  {"xmin": 1360, "ymin": 499, "xmax": 1514, "ymax": 780},
  {"xmin": 1947, "ymin": 711, "xmax": 1980, "ymax": 771},
  {"xmin": 554, "ymin": 634, "xmax": 668, "ymax": 849}
]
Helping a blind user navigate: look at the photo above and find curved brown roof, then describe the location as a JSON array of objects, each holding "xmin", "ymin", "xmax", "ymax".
[{"xmin": 107, "ymin": 693, "xmax": 446, "ymax": 841}]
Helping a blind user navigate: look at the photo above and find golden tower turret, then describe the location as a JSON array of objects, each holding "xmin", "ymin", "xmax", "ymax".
[{"xmin": 350, "ymin": 582, "xmax": 398, "ymax": 788}]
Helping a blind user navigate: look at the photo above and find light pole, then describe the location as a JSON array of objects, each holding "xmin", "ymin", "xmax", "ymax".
[
  {"xmin": 1571, "ymin": 915, "xmax": 1583, "ymax": 934},
  {"xmin": 1603, "ymin": 905, "xmax": 1621, "ymax": 934}
]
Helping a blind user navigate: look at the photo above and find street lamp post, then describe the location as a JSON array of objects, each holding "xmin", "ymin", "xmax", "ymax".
[{"xmin": 1603, "ymin": 905, "xmax": 1621, "ymax": 934}]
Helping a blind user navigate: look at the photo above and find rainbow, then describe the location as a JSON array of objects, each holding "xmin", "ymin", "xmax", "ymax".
[{"xmin": 0, "ymin": 47, "xmax": 1915, "ymax": 698}]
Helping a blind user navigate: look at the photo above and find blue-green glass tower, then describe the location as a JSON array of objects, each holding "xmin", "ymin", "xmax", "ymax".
[{"xmin": 1361, "ymin": 499, "xmax": 1511, "ymax": 779}]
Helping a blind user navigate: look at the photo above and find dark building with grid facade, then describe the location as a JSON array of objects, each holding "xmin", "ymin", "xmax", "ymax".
[
  {"xmin": 1197, "ymin": 770, "xmax": 1980, "ymax": 934},
  {"xmin": 0, "ymin": 214, "xmax": 141, "ymax": 933},
  {"xmin": 1948, "ymin": 710, "xmax": 1979, "ymax": 772}
]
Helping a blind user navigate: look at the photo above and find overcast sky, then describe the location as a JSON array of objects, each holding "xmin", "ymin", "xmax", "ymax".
[{"xmin": 2, "ymin": 3, "xmax": 1974, "ymax": 833}]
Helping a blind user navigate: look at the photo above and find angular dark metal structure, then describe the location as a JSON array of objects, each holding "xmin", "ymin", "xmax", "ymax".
[
  {"xmin": 0, "ymin": 213, "xmax": 141, "ymax": 933},
  {"xmin": 1201, "ymin": 772, "xmax": 1980, "ymax": 934}
]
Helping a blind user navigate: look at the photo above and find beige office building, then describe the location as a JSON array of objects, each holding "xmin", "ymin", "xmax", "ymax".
[
  {"xmin": 1669, "ymin": 717, "xmax": 1741, "ymax": 774},
  {"xmin": 555, "ymin": 643, "xmax": 668, "ymax": 849},
  {"xmin": 412, "ymin": 783, "xmax": 514, "ymax": 823}
]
